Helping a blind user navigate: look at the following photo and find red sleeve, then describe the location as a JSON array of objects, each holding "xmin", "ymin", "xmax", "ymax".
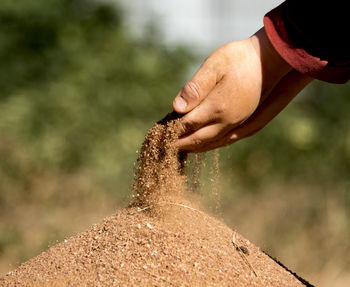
[{"xmin": 264, "ymin": 0, "xmax": 350, "ymax": 84}]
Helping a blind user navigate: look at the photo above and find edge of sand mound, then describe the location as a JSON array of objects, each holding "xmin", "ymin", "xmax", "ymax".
[{"xmin": 1, "ymin": 198, "xmax": 313, "ymax": 287}]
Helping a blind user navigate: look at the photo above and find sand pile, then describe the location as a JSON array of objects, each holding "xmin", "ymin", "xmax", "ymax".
[{"xmin": 1, "ymin": 113, "xmax": 313, "ymax": 286}]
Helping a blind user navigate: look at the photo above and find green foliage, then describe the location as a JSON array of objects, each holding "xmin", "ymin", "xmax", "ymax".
[
  {"xmin": 0, "ymin": 0, "xmax": 194, "ymax": 270},
  {"xmin": 0, "ymin": 0, "xmax": 193, "ymax": 173}
]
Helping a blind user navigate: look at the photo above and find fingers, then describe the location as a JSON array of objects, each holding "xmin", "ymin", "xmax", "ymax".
[
  {"xmin": 177, "ymin": 71, "xmax": 313, "ymax": 153},
  {"xmin": 178, "ymin": 75, "xmax": 256, "ymax": 136},
  {"xmin": 172, "ymin": 58, "xmax": 218, "ymax": 114},
  {"xmin": 177, "ymin": 85, "xmax": 225, "ymax": 136},
  {"xmin": 176, "ymin": 123, "xmax": 229, "ymax": 152},
  {"xmin": 227, "ymin": 70, "xmax": 313, "ymax": 144}
]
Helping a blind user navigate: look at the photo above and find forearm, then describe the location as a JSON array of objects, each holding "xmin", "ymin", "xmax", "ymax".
[{"xmin": 249, "ymin": 28, "xmax": 293, "ymax": 102}]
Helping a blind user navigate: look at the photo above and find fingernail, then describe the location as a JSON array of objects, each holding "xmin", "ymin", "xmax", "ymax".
[{"xmin": 174, "ymin": 96, "xmax": 187, "ymax": 112}]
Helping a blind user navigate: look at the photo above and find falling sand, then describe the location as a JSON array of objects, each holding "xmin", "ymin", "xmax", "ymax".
[{"xmin": 1, "ymin": 112, "xmax": 313, "ymax": 286}]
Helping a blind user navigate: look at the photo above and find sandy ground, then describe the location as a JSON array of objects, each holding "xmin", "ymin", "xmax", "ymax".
[{"xmin": 1, "ymin": 199, "xmax": 312, "ymax": 286}]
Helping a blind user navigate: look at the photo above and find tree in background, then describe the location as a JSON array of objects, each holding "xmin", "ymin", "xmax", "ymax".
[{"xmin": 0, "ymin": 0, "xmax": 194, "ymax": 271}]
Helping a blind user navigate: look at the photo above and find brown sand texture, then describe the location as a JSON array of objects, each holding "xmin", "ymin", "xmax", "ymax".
[{"xmin": 1, "ymin": 114, "xmax": 311, "ymax": 286}]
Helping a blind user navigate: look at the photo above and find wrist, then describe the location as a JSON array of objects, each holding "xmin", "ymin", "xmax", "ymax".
[{"xmin": 250, "ymin": 28, "xmax": 293, "ymax": 89}]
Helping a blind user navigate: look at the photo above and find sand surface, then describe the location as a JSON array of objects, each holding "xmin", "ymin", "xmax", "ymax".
[{"xmin": 2, "ymin": 199, "xmax": 310, "ymax": 286}]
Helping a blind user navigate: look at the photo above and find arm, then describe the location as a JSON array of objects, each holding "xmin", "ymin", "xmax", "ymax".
[{"xmin": 173, "ymin": 1, "xmax": 349, "ymax": 152}]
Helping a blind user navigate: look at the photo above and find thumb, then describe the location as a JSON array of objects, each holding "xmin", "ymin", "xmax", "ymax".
[{"xmin": 173, "ymin": 61, "xmax": 217, "ymax": 114}]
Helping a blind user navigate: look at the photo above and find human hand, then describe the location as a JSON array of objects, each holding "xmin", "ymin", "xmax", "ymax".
[
  {"xmin": 172, "ymin": 28, "xmax": 307, "ymax": 152},
  {"xmin": 227, "ymin": 70, "xmax": 313, "ymax": 144}
]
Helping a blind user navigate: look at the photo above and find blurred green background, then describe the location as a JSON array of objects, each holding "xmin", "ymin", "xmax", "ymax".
[{"xmin": 0, "ymin": 1, "xmax": 349, "ymax": 286}]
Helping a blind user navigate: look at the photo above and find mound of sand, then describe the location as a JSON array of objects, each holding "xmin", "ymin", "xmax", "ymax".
[
  {"xmin": 2, "ymin": 200, "xmax": 309, "ymax": 286},
  {"xmin": 1, "ymin": 113, "xmax": 312, "ymax": 286}
]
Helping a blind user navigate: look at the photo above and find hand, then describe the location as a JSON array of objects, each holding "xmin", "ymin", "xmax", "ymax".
[
  {"xmin": 172, "ymin": 28, "xmax": 307, "ymax": 152},
  {"xmin": 228, "ymin": 70, "xmax": 313, "ymax": 143}
]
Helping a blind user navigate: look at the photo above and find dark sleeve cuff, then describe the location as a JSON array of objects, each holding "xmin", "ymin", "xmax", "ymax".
[{"xmin": 264, "ymin": 2, "xmax": 350, "ymax": 84}]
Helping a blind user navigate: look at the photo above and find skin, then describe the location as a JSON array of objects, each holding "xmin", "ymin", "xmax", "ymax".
[{"xmin": 172, "ymin": 28, "xmax": 314, "ymax": 153}]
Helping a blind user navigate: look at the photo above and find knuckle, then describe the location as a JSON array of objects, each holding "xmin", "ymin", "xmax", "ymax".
[
  {"xmin": 191, "ymin": 135, "xmax": 202, "ymax": 146},
  {"xmin": 178, "ymin": 121, "xmax": 187, "ymax": 135},
  {"xmin": 213, "ymin": 102, "xmax": 227, "ymax": 115},
  {"xmin": 182, "ymin": 81, "xmax": 201, "ymax": 102}
]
